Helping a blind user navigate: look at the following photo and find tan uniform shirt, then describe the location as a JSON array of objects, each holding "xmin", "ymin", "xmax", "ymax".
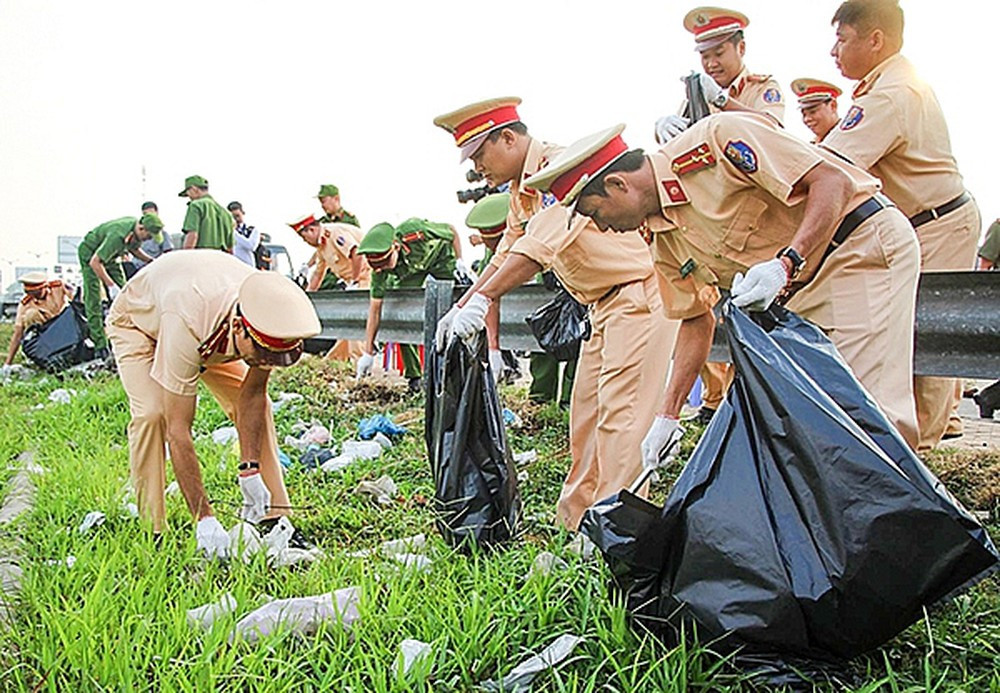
[
  {"xmin": 821, "ymin": 54, "xmax": 964, "ymax": 219},
  {"xmin": 646, "ymin": 113, "xmax": 880, "ymax": 320},
  {"xmin": 510, "ymin": 206, "xmax": 653, "ymax": 305},
  {"xmin": 490, "ymin": 138, "xmax": 563, "ymax": 269},
  {"xmin": 314, "ymin": 222, "xmax": 370, "ymax": 285},
  {"xmin": 714, "ymin": 67, "xmax": 785, "ymax": 125},
  {"xmin": 14, "ymin": 281, "xmax": 69, "ymax": 329},
  {"xmin": 108, "ymin": 250, "xmax": 255, "ymax": 396}
]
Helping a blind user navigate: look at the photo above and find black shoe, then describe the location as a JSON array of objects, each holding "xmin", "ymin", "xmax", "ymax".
[
  {"xmin": 93, "ymin": 346, "xmax": 110, "ymax": 361},
  {"xmin": 941, "ymin": 431, "xmax": 963, "ymax": 440},
  {"xmin": 973, "ymin": 393, "xmax": 995, "ymax": 419},
  {"xmin": 257, "ymin": 517, "xmax": 317, "ymax": 551},
  {"xmin": 407, "ymin": 377, "xmax": 423, "ymax": 394},
  {"xmin": 696, "ymin": 406, "xmax": 716, "ymax": 425}
]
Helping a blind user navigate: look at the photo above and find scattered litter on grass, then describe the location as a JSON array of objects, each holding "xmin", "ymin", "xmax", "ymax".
[
  {"xmin": 391, "ymin": 553, "xmax": 432, "ymax": 572},
  {"xmin": 342, "ymin": 440, "xmax": 383, "ymax": 460},
  {"xmin": 350, "ymin": 533, "xmax": 427, "ymax": 559},
  {"xmin": 66, "ymin": 360, "xmax": 113, "ymax": 379},
  {"xmin": 165, "ymin": 481, "xmax": 180, "ymax": 497},
  {"xmin": 187, "ymin": 592, "xmax": 238, "ymax": 630},
  {"xmin": 502, "ymin": 408, "xmax": 523, "ymax": 428},
  {"xmin": 278, "ymin": 449, "xmax": 293, "ymax": 469},
  {"xmin": 320, "ymin": 454, "xmax": 356, "ymax": 473},
  {"xmin": 480, "ymin": 633, "xmax": 583, "ymax": 692},
  {"xmin": 565, "ymin": 533, "xmax": 596, "ymax": 560},
  {"xmin": 300, "ymin": 445, "xmax": 336, "ymax": 470},
  {"xmin": 271, "ymin": 392, "xmax": 303, "ymax": 413},
  {"xmin": 358, "ymin": 414, "xmax": 408, "ymax": 440},
  {"xmin": 77, "ymin": 511, "xmax": 105, "ymax": 534},
  {"xmin": 355, "ymin": 476, "xmax": 398, "ymax": 505},
  {"xmin": 228, "ymin": 522, "xmax": 264, "ymax": 564},
  {"xmin": 271, "ymin": 547, "xmax": 325, "ymax": 568},
  {"xmin": 373, "ymin": 432, "xmax": 393, "ymax": 449},
  {"xmin": 211, "ymin": 427, "xmax": 239, "ymax": 445},
  {"xmin": 122, "ymin": 501, "xmax": 139, "ymax": 519},
  {"xmin": 0, "ymin": 364, "xmax": 31, "ymax": 382},
  {"xmin": 398, "ymin": 638, "xmax": 432, "ymax": 675},
  {"xmin": 32, "ymin": 404, "xmax": 44, "ymax": 410},
  {"xmin": 262, "ymin": 517, "xmax": 324, "ymax": 566},
  {"xmin": 517, "ymin": 470, "xmax": 529, "ymax": 483},
  {"xmin": 48, "ymin": 388, "xmax": 76, "ymax": 405},
  {"xmin": 525, "ymin": 551, "xmax": 568, "ymax": 580},
  {"xmin": 44, "ymin": 556, "xmax": 76, "ymax": 569},
  {"xmin": 230, "ymin": 586, "xmax": 360, "ymax": 644},
  {"xmin": 513, "ymin": 450, "xmax": 537, "ymax": 465}
]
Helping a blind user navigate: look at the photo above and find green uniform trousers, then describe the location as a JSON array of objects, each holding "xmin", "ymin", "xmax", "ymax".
[
  {"xmin": 529, "ymin": 352, "xmax": 577, "ymax": 406},
  {"xmin": 80, "ymin": 260, "xmax": 124, "ymax": 350}
]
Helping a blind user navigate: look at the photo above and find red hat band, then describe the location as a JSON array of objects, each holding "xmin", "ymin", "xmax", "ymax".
[
  {"xmin": 291, "ymin": 215, "xmax": 317, "ymax": 233},
  {"xmin": 479, "ymin": 223, "xmax": 506, "ymax": 239},
  {"xmin": 694, "ymin": 16, "xmax": 744, "ymax": 39},
  {"xmin": 799, "ymin": 85, "xmax": 839, "ymax": 99},
  {"xmin": 454, "ymin": 105, "xmax": 520, "ymax": 146},
  {"xmin": 550, "ymin": 136, "xmax": 629, "ymax": 202},
  {"xmin": 241, "ymin": 315, "xmax": 301, "ymax": 352}
]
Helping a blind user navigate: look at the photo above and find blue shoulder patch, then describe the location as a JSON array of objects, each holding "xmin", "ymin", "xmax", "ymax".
[
  {"xmin": 840, "ymin": 105, "xmax": 864, "ymax": 130},
  {"xmin": 724, "ymin": 140, "xmax": 759, "ymax": 174},
  {"xmin": 763, "ymin": 88, "xmax": 781, "ymax": 103},
  {"xmin": 541, "ymin": 192, "xmax": 558, "ymax": 209}
]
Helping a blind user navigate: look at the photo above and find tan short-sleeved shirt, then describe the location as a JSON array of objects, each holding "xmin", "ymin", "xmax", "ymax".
[
  {"xmin": 14, "ymin": 281, "xmax": 69, "ymax": 329},
  {"xmin": 646, "ymin": 113, "xmax": 880, "ymax": 320},
  {"xmin": 315, "ymin": 222, "xmax": 370, "ymax": 285},
  {"xmin": 510, "ymin": 205, "xmax": 653, "ymax": 305},
  {"xmin": 723, "ymin": 67, "xmax": 785, "ymax": 125},
  {"xmin": 490, "ymin": 138, "xmax": 563, "ymax": 269},
  {"xmin": 821, "ymin": 54, "xmax": 964, "ymax": 219},
  {"xmin": 108, "ymin": 250, "xmax": 255, "ymax": 396}
]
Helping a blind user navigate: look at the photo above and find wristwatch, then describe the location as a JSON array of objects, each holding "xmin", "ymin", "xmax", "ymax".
[
  {"xmin": 776, "ymin": 246, "xmax": 806, "ymax": 279},
  {"xmin": 711, "ymin": 91, "xmax": 729, "ymax": 109}
]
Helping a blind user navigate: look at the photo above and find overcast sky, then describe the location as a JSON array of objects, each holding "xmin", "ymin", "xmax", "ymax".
[{"xmin": 0, "ymin": 0, "xmax": 994, "ymax": 282}]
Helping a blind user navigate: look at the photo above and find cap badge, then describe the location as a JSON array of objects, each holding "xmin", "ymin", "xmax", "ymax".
[
  {"xmin": 671, "ymin": 143, "xmax": 716, "ymax": 176},
  {"xmin": 695, "ymin": 13, "xmax": 708, "ymax": 25},
  {"xmin": 724, "ymin": 140, "xmax": 759, "ymax": 174}
]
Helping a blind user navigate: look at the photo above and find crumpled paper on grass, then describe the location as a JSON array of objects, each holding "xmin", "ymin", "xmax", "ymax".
[
  {"xmin": 230, "ymin": 586, "xmax": 360, "ymax": 644},
  {"xmin": 187, "ymin": 592, "xmax": 238, "ymax": 630},
  {"xmin": 355, "ymin": 475, "xmax": 398, "ymax": 505},
  {"xmin": 480, "ymin": 634, "xmax": 583, "ymax": 692}
]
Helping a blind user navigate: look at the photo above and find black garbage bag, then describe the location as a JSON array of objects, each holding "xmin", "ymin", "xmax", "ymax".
[
  {"xmin": 427, "ymin": 334, "xmax": 521, "ymax": 551},
  {"xmin": 20, "ymin": 303, "xmax": 93, "ymax": 372},
  {"xmin": 525, "ymin": 288, "xmax": 591, "ymax": 362},
  {"xmin": 581, "ymin": 301, "xmax": 998, "ymax": 664}
]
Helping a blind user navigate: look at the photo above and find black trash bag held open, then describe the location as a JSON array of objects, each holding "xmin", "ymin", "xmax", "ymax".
[
  {"xmin": 581, "ymin": 302, "xmax": 998, "ymax": 663},
  {"xmin": 426, "ymin": 334, "xmax": 521, "ymax": 551},
  {"xmin": 20, "ymin": 302, "xmax": 93, "ymax": 372},
  {"xmin": 525, "ymin": 288, "xmax": 590, "ymax": 362}
]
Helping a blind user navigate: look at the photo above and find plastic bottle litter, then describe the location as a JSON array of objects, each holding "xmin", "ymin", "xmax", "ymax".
[
  {"xmin": 481, "ymin": 634, "xmax": 583, "ymax": 692},
  {"xmin": 355, "ymin": 476, "xmax": 398, "ymax": 505},
  {"xmin": 187, "ymin": 592, "xmax": 238, "ymax": 630},
  {"xmin": 211, "ymin": 427, "xmax": 239, "ymax": 445},
  {"xmin": 398, "ymin": 638, "xmax": 432, "ymax": 675},
  {"xmin": 230, "ymin": 586, "xmax": 361, "ymax": 644},
  {"xmin": 77, "ymin": 511, "xmax": 106, "ymax": 534}
]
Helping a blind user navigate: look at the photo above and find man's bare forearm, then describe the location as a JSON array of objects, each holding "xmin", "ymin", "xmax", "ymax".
[
  {"xmin": 659, "ymin": 311, "xmax": 715, "ymax": 417},
  {"xmin": 236, "ymin": 367, "xmax": 270, "ymax": 462}
]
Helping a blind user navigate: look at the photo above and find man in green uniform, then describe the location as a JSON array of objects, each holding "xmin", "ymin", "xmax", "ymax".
[
  {"xmin": 78, "ymin": 213, "xmax": 163, "ymax": 358},
  {"xmin": 314, "ymin": 184, "xmax": 360, "ymax": 289},
  {"xmin": 355, "ymin": 218, "xmax": 457, "ymax": 392},
  {"xmin": 179, "ymin": 174, "xmax": 234, "ymax": 251}
]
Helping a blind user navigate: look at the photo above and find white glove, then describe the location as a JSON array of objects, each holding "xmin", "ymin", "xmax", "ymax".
[
  {"xmin": 435, "ymin": 305, "xmax": 461, "ymax": 352},
  {"xmin": 694, "ymin": 71, "xmax": 726, "ymax": 106},
  {"xmin": 731, "ymin": 258, "xmax": 789, "ymax": 311},
  {"xmin": 196, "ymin": 516, "xmax": 231, "ymax": 560},
  {"xmin": 356, "ymin": 351, "xmax": 374, "ymax": 379},
  {"xmin": 107, "ymin": 284, "xmax": 121, "ymax": 301},
  {"xmin": 454, "ymin": 259, "xmax": 478, "ymax": 283},
  {"xmin": 654, "ymin": 114, "xmax": 690, "ymax": 144},
  {"xmin": 238, "ymin": 471, "xmax": 271, "ymax": 523},
  {"xmin": 641, "ymin": 415, "xmax": 682, "ymax": 471},
  {"xmin": 451, "ymin": 292, "xmax": 491, "ymax": 343},
  {"xmin": 488, "ymin": 349, "xmax": 504, "ymax": 383},
  {"xmin": 345, "ymin": 281, "xmax": 359, "ymax": 290}
]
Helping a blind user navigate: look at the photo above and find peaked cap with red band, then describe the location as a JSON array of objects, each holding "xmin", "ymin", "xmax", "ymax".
[
  {"xmin": 18, "ymin": 271, "xmax": 48, "ymax": 290},
  {"xmin": 683, "ymin": 6, "xmax": 749, "ymax": 52},
  {"xmin": 237, "ymin": 272, "xmax": 320, "ymax": 354},
  {"xmin": 791, "ymin": 77, "xmax": 843, "ymax": 108},
  {"xmin": 287, "ymin": 213, "xmax": 318, "ymax": 233},
  {"xmin": 522, "ymin": 124, "xmax": 629, "ymax": 207},
  {"xmin": 433, "ymin": 97, "xmax": 523, "ymax": 162}
]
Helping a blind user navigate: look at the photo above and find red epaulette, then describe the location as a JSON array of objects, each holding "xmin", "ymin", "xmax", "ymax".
[{"xmin": 20, "ymin": 294, "xmax": 32, "ymax": 305}]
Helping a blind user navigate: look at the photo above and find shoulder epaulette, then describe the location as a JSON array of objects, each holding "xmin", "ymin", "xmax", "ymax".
[{"xmin": 747, "ymin": 73, "xmax": 772, "ymax": 83}]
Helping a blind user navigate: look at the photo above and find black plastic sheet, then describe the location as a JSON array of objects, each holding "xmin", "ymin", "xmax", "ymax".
[
  {"xmin": 20, "ymin": 302, "xmax": 93, "ymax": 372},
  {"xmin": 581, "ymin": 302, "xmax": 998, "ymax": 665},
  {"xmin": 524, "ymin": 289, "xmax": 590, "ymax": 362},
  {"xmin": 426, "ymin": 334, "xmax": 521, "ymax": 551}
]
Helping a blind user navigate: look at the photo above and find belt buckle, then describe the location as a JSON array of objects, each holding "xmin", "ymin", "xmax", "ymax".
[{"xmin": 929, "ymin": 207, "xmax": 940, "ymax": 221}]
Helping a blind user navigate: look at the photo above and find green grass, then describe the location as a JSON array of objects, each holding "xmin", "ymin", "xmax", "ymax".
[{"xmin": 0, "ymin": 330, "xmax": 997, "ymax": 691}]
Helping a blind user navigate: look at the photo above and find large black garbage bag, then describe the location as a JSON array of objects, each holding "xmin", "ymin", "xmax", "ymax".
[
  {"xmin": 427, "ymin": 334, "xmax": 521, "ymax": 551},
  {"xmin": 525, "ymin": 289, "xmax": 591, "ymax": 362},
  {"xmin": 20, "ymin": 303, "xmax": 93, "ymax": 372},
  {"xmin": 581, "ymin": 301, "xmax": 998, "ymax": 663}
]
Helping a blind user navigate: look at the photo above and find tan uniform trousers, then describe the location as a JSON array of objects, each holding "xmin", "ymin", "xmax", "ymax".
[
  {"xmin": 108, "ymin": 323, "xmax": 291, "ymax": 532},
  {"xmin": 325, "ymin": 279, "xmax": 370, "ymax": 364},
  {"xmin": 699, "ymin": 362, "xmax": 733, "ymax": 410},
  {"xmin": 557, "ymin": 275, "xmax": 678, "ymax": 529},
  {"xmin": 911, "ymin": 201, "xmax": 981, "ymax": 451},
  {"xmin": 787, "ymin": 206, "xmax": 921, "ymax": 448}
]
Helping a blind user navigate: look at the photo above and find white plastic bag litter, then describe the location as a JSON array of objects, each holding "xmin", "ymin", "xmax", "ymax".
[
  {"xmin": 261, "ymin": 517, "xmax": 324, "ymax": 567},
  {"xmin": 373, "ymin": 432, "xmax": 393, "ymax": 449},
  {"xmin": 271, "ymin": 392, "xmax": 303, "ymax": 413},
  {"xmin": 228, "ymin": 522, "xmax": 264, "ymax": 564},
  {"xmin": 355, "ymin": 476, "xmax": 398, "ymax": 505},
  {"xmin": 187, "ymin": 592, "xmax": 238, "ymax": 630},
  {"xmin": 320, "ymin": 454, "xmax": 356, "ymax": 474},
  {"xmin": 341, "ymin": 440, "xmax": 383, "ymax": 460},
  {"xmin": 231, "ymin": 586, "xmax": 360, "ymax": 644},
  {"xmin": 165, "ymin": 481, "xmax": 180, "ymax": 497},
  {"xmin": 513, "ymin": 450, "xmax": 537, "ymax": 465},
  {"xmin": 77, "ymin": 511, "xmax": 106, "ymax": 534},
  {"xmin": 525, "ymin": 551, "xmax": 568, "ymax": 580},
  {"xmin": 565, "ymin": 533, "xmax": 596, "ymax": 560},
  {"xmin": 48, "ymin": 388, "xmax": 76, "ymax": 404},
  {"xmin": 349, "ymin": 533, "xmax": 427, "ymax": 559},
  {"xmin": 391, "ymin": 553, "xmax": 432, "ymax": 572},
  {"xmin": 398, "ymin": 638, "xmax": 432, "ymax": 675},
  {"xmin": 481, "ymin": 634, "xmax": 583, "ymax": 692},
  {"xmin": 211, "ymin": 427, "xmax": 239, "ymax": 445}
]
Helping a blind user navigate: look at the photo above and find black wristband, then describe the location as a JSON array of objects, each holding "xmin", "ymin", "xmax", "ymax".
[{"xmin": 238, "ymin": 461, "xmax": 260, "ymax": 472}]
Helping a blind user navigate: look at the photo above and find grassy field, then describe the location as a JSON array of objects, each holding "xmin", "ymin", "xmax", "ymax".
[{"xmin": 0, "ymin": 334, "xmax": 997, "ymax": 691}]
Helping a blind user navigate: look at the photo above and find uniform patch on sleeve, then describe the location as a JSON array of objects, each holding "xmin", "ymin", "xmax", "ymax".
[
  {"xmin": 763, "ymin": 88, "xmax": 781, "ymax": 103},
  {"xmin": 840, "ymin": 105, "xmax": 864, "ymax": 130},
  {"xmin": 541, "ymin": 192, "xmax": 557, "ymax": 208},
  {"xmin": 336, "ymin": 235, "xmax": 346, "ymax": 246},
  {"xmin": 671, "ymin": 143, "xmax": 716, "ymax": 176},
  {"xmin": 680, "ymin": 258, "xmax": 697, "ymax": 278},
  {"xmin": 661, "ymin": 180, "xmax": 689, "ymax": 203},
  {"xmin": 724, "ymin": 140, "xmax": 759, "ymax": 174}
]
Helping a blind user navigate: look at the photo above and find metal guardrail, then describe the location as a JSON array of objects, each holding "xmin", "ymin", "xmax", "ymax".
[{"xmin": 308, "ymin": 272, "xmax": 1000, "ymax": 379}]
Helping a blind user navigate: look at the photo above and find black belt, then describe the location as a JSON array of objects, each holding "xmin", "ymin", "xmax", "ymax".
[{"xmin": 908, "ymin": 192, "xmax": 970, "ymax": 228}]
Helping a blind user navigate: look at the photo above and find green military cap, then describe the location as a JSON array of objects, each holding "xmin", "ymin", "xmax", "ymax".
[
  {"xmin": 178, "ymin": 174, "xmax": 209, "ymax": 197},
  {"xmin": 140, "ymin": 212, "xmax": 165, "ymax": 242},
  {"xmin": 316, "ymin": 184, "xmax": 340, "ymax": 199},
  {"xmin": 465, "ymin": 193, "xmax": 510, "ymax": 237},
  {"xmin": 358, "ymin": 222, "xmax": 396, "ymax": 256}
]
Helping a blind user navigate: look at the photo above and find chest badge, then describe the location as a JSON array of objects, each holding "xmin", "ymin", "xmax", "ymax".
[
  {"xmin": 671, "ymin": 143, "xmax": 716, "ymax": 176},
  {"xmin": 840, "ymin": 105, "xmax": 864, "ymax": 130},
  {"xmin": 724, "ymin": 140, "xmax": 759, "ymax": 174}
]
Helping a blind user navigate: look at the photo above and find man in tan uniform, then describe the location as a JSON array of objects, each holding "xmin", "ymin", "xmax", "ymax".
[
  {"xmin": 450, "ymin": 204, "xmax": 676, "ymax": 529},
  {"xmin": 289, "ymin": 213, "xmax": 370, "ymax": 363},
  {"xmin": 433, "ymin": 97, "xmax": 577, "ymax": 404},
  {"xmin": 792, "ymin": 78, "xmax": 843, "ymax": 143},
  {"xmin": 824, "ymin": 0, "xmax": 979, "ymax": 450},
  {"xmin": 524, "ymin": 117, "xmax": 921, "ymax": 454},
  {"xmin": 107, "ymin": 250, "xmax": 321, "ymax": 557},
  {"xmin": 3, "ymin": 272, "xmax": 71, "ymax": 367}
]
